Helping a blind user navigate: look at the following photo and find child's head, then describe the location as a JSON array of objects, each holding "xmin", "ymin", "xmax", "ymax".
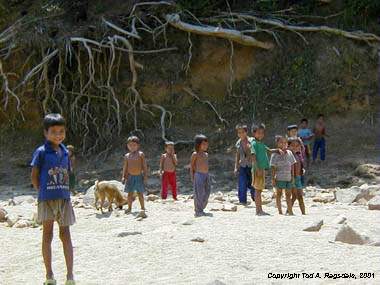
[
  {"xmin": 251, "ymin": 123, "xmax": 265, "ymax": 140},
  {"xmin": 194, "ymin": 134, "xmax": 208, "ymax": 152},
  {"xmin": 126, "ymin": 136, "xmax": 140, "ymax": 152},
  {"xmin": 288, "ymin": 137, "xmax": 302, "ymax": 153},
  {"xmin": 67, "ymin": 145, "xmax": 75, "ymax": 156},
  {"xmin": 299, "ymin": 118, "xmax": 308, "ymax": 128},
  {"xmin": 317, "ymin": 114, "xmax": 324, "ymax": 122},
  {"xmin": 43, "ymin": 113, "xmax": 66, "ymax": 145},
  {"xmin": 287, "ymin": 124, "xmax": 298, "ymax": 137},
  {"xmin": 235, "ymin": 124, "xmax": 248, "ymax": 140},
  {"xmin": 275, "ymin": 135, "xmax": 288, "ymax": 150},
  {"xmin": 165, "ymin": 141, "xmax": 175, "ymax": 154}
]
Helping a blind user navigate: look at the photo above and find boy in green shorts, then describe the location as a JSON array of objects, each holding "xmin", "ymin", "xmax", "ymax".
[{"xmin": 250, "ymin": 123, "xmax": 281, "ymax": 216}]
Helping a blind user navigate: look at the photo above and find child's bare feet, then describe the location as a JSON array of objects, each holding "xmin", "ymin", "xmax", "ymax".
[
  {"xmin": 256, "ymin": 211, "xmax": 270, "ymax": 216},
  {"xmin": 137, "ymin": 210, "xmax": 147, "ymax": 218},
  {"xmin": 124, "ymin": 208, "xmax": 131, "ymax": 214}
]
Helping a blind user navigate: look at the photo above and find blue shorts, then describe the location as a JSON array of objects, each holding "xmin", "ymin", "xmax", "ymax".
[
  {"xmin": 294, "ymin": 176, "xmax": 304, "ymax": 190},
  {"xmin": 125, "ymin": 174, "xmax": 145, "ymax": 193},
  {"xmin": 276, "ymin": 181, "xmax": 293, "ymax": 190}
]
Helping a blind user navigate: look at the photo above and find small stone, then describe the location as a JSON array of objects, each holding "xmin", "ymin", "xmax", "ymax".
[
  {"xmin": 146, "ymin": 194, "xmax": 160, "ymax": 202},
  {"xmin": 303, "ymin": 220, "xmax": 323, "ymax": 232},
  {"xmin": 333, "ymin": 215, "xmax": 347, "ymax": 224},
  {"xmin": 312, "ymin": 193, "xmax": 335, "ymax": 203},
  {"xmin": 182, "ymin": 219, "xmax": 194, "ymax": 225},
  {"xmin": 117, "ymin": 231, "xmax": 142, "ymax": 237},
  {"xmin": 335, "ymin": 224, "xmax": 371, "ymax": 245},
  {"xmin": 191, "ymin": 237, "xmax": 205, "ymax": 243},
  {"xmin": 221, "ymin": 204, "xmax": 237, "ymax": 212},
  {"xmin": 0, "ymin": 208, "xmax": 7, "ymax": 222},
  {"xmin": 8, "ymin": 199, "xmax": 16, "ymax": 206},
  {"xmin": 13, "ymin": 195, "xmax": 35, "ymax": 205},
  {"xmin": 13, "ymin": 219, "xmax": 31, "ymax": 228},
  {"xmin": 368, "ymin": 196, "xmax": 380, "ymax": 210}
]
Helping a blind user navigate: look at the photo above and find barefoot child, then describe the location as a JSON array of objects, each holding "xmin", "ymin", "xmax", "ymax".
[
  {"xmin": 250, "ymin": 123, "xmax": 281, "ymax": 215},
  {"xmin": 289, "ymin": 137, "xmax": 306, "ymax": 214},
  {"xmin": 313, "ymin": 114, "xmax": 327, "ymax": 162},
  {"xmin": 159, "ymin": 141, "xmax": 178, "ymax": 200},
  {"xmin": 66, "ymin": 145, "xmax": 77, "ymax": 195},
  {"xmin": 234, "ymin": 124, "xmax": 255, "ymax": 204},
  {"xmin": 30, "ymin": 113, "xmax": 76, "ymax": 285},
  {"xmin": 122, "ymin": 136, "xmax": 148, "ymax": 217},
  {"xmin": 298, "ymin": 118, "xmax": 314, "ymax": 166},
  {"xmin": 270, "ymin": 136, "xmax": 296, "ymax": 215},
  {"xmin": 190, "ymin": 134, "xmax": 211, "ymax": 217}
]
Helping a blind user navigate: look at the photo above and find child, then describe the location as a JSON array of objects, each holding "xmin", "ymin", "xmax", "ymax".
[
  {"xmin": 288, "ymin": 137, "xmax": 306, "ymax": 215},
  {"xmin": 190, "ymin": 134, "xmax": 211, "ymax": 217},
  {"xmin": 30, "ymin": 113, "xmax": 76, "ymax": 285},
  {"xmin": 122, "ymin": 136, "xmax": 148, "ymax": 217},
  {"xmin": 159, "ymin": 141, "xmax": 178, "ymax": 200},
  {"xmin": 250, "ymin": 123, "xmax": 281, "ymax": 216},
  {"xmin": 66, "ymin": 145, "xmax": 77, "ymax": 195},
  {"xmin": 270, "ymin": 136, "xmax": 297, "ymax": 215},
  {"xmin": 313, "ymin": 114, "xmax": 327, "ymax": 162},
  {"xmin": 234, "ymin": 124, "xmax": 255, "ymax": 204},
  {"xmin": 298, "ymin": 119, "xmax": 314, "ymax": 166}
]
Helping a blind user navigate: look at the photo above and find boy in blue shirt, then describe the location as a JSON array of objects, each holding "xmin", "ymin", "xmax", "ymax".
[
  {"xmin": 298, "ymin": 118, "xmax": 314, "ymax": 166},
  {"xmin": 31, "ymin": 113, "xmax": 76, "ymax": 285}
]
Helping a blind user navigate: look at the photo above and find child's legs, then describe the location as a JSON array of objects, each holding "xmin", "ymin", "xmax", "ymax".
[
  {"xmin": 169, "ymin": 172, "xmax": 177, "ymax": 199},
  {"xmin": 59, "ymin": 226, "xmax": 74, "ymax": 280},
  {"xmin": 137, "ymin": 193, "xmax": 145, "ymax": 210},
  {"xmin": 285, "ymin": 190, "xmax": 293, "ymax": 215},
  {"xmin": 297, "ymin": 189, "xmax": 306, "ymax": 214},
  {"xmin": 127, "ymin": 192, "xmax": 134, "ymax": 210},
  {"xmin": 238, "ymin": 167, "xmax": 248, "ymax": 203},
  {"xmin": 161, "ymin": 173, "xmax": 169, "ymax": 199},
  {"xmin": 254, "ymin": 189, "xmax": 263, "ymax": 213},
  {"xmin": 246, "ymin": 167, "xmax": 255, "ymax": 201},
  {"xmin": 42, "ymin": 220, "xmax": 54, "ymax": 279},
  {"xmin": 312, "ymin": 140, "xmax": 320, "ymax": 161},
  {"xmin": 320, "ymin": 138, "xmax": 326, "ymax": 161},
  {"xmin": 291, "ymin": 188, "xmax": 298, "ymax": 206},
  {"xmin": 275, "ymin": 189, "xmax": 283, "ymax": 214}
]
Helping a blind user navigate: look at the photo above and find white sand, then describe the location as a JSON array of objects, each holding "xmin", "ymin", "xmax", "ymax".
[{"xmin": 1, "ymin": 196, "xmax": 380, "ymax": 285}]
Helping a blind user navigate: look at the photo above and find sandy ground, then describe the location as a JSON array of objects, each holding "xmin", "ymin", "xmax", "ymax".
[{"xmin": 1, "ymin": 193, "xmax": 380, "ymax": 285}]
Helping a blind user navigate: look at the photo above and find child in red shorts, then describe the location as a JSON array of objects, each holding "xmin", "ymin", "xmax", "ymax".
[{"xmin": 159, "ymin": 141, "xmax": 178, "ymax": 200}]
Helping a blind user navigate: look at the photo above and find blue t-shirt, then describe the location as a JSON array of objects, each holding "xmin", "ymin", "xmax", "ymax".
[
  {"xmin": 298, "ymin": 128, "xmax": 313, "ymax": 145},
  {"xmin": 31, "ymin": 141, "xmax": 71, "ymax": 201}
]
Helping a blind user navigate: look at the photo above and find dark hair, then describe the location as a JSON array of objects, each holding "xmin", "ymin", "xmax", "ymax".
[
  {"xmin": 165, "ymin": 141, "xmax": 174, "ymax": 147},
  {"xmin": 251, "ymin": 123, "xmax": 265, "ymax": 133},
  {"xmin": 194, "ymin": 134, "xmax": 208, "ymax": 151},
  {"xmin": 127, "ymin": 136, "xmax": 140, "ymax": 144},
  {"xmin": 287, "ymin": 124, "xmax": 298, "ymax": 131},
  {"xmin": 43, "ymin": 113, "xmax": 65, "ymax": 131},
  {"xmin": 317, "ymin": 114, "xmax": 324, "ymax": 118},
  {"xmin": 235, "ymin": 124, "xmax": 248, "ymax": 133},
  {"xmin": 300, "ymin": 118, "xmax": 308, "ymax": 123}
]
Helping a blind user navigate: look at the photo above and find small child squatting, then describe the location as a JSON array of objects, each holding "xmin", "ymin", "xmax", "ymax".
[
  {"xmin": 30, "ymin": 113, "xmax": 76, "ymax": 285},
  {"xmin": 122, "ymin": 136, "xmax": 148, "ymax": 218},
  {"xmin": 159, "ymin": 141, "xmax": 178, "ymax": 200},
  {"xmin": 270, "ymin": 136, "xmax": 297, "ymax": 215},
  {"xmin": 190, "ymin": 134, "xmax": 211, "ymax": 217}
]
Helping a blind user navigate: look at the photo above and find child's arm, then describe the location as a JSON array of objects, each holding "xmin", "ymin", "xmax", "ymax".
[
  {"xmin": 267, "ymin": 147, "xmax": 284, "ymax": 155},
  {"xmin": 122, "ymin": 156, "xmax": 128, "ymax": 183},
  {"xmin": 172, "ymin": 153, "xmax": 178, "ymax": 166},
  {"xmin": 141, "ymin": 153, "xmax": 148, "ymax": 183},
  {"xmin": 271, "ymin": 166, "xmax": 276, "ymax": 187},
  {"xmin": 159, "ymin": 154, "xmax": 164, "ymax": 176},
  {"xmin": 190, "ymin": 153, "xmax": 196, "ymax": 182},
  {"xmin": 31, "ymin": 167, "xmax": 40, "ymax": 191},
  {"xmin": 234, "ymin": 150, "xmax": 240, "ymax": 175}
]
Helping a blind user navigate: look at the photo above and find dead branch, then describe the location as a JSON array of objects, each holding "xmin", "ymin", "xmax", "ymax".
[
  {"xmin": 0, "ymin": 59, "xmax": 21, "ymax": 111},
  {"xmin": 183, "ymin": 87, "xmax": 227, "ymax": 125},
  {"xmin": 103, "ymin": 18, "xmax": 141, "ymax": 40},
  {"xmin": 165, "ymin": 14, "xmax": 274, "ymax": 49}
]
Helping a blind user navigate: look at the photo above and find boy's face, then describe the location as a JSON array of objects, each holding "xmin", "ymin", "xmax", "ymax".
[
  {"xmin": 166, "ymin": 145, "xmax": 174, "ymax": 154},
  {"xmin": 237, "ymin": 128, "xmax": 248, "ymax": 140},
  {"xmin": 44, "ymin": 125, "xmax": 65, "ymax": 146},
  {"xmin": 127, "ymin": 142, "xmax": 139, "ymax": 152},
  {"xmin": 200, "ymin": 141, "xmax": 208, "ymax": 151},
  {"xmin": 317, "ymin": 116, "xmax": 324, "ymax": 123},
  {"xmin": 300, "ymin": 121, "xmax": 307, "ymax": 128},
  {"xmin": 290, "ymin": 141, "xmax": 301, "ymax": 153},
  {"xmin": 277, "ymin": 138, "xmax": 288, "ymax": 150},
  {"xmin": 288, "ymin": 128, "xmax": 298, "ymax": 137},
  {"xmin": 254, "ymin": 128, "xmax": 265, "ymax": 140}
]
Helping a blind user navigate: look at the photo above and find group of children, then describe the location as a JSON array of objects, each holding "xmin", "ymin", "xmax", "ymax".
[{"xmin": 30, "ymin": 113, "xmax": 327, "ymax": 284}]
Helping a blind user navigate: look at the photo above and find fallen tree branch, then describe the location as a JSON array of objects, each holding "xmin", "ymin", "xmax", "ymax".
[
  {"xmin": 103, "ymin": 18, "xmax": 141, "ymax": 40},
  {"xmin": 165, "ymin": 14, "xmax": 274, "ymax": 49}
]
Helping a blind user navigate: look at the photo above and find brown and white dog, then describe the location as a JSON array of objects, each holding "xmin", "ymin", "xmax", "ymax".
[{"xmin": 94, "ymin": 180, "xmax": 128, "ymax": 213}]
